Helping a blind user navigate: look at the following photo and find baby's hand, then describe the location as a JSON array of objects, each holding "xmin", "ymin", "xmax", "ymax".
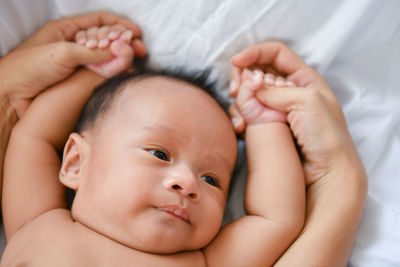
[
  {"xmin": 234, "ymin": 69, "xmax": 294, "ymax": 126},
  {"xmin": 75, "ymin": 25, "xmax": 135, "ymax": 77}
]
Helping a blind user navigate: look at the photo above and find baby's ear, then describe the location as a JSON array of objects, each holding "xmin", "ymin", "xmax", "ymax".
[{"xmin": 59, "ymin": 133, "xmax": 87, "ymax": 190}]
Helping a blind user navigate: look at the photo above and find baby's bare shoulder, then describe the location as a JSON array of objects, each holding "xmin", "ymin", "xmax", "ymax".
[
  {"xmin": 1, "ymin": 209, "xmax": 207, "ymax": 267},
  {"xmin": 1, "ymin": 209, "xmax": 86, "ymax": 266}
]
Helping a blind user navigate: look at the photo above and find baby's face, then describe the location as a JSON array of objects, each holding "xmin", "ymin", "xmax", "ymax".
[{"xmin": 71, "ymin": 77, "xmax": 238, "ymax": 253}]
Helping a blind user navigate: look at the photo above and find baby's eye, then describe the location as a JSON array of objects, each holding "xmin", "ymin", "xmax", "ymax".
[
  {"xmin": 147, "ymin": 149, "xmax": 169, "ymax": 161},
  {"xmin": 201, "ymin": 175, "xmax": 219, "ymax": 187}
]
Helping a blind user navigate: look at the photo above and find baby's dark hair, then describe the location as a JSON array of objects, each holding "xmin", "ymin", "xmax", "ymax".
[{"xmin": 75, "ymin": 66, "xmax": 229, "ymax": 133}]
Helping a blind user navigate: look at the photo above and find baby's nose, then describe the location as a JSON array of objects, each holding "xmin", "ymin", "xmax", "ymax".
[{"xmin": 164, "ymin": 169, "xmax": 201, "ymax": 201}]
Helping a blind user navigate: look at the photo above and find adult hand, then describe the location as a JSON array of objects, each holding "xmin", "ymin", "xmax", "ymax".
[
  {"xmin": 0, "ymin": 12, "xmax": 146, "ymax": 208},
  {"xmin": 0, "ymin": 12, "xmax": 146, "ymax": 118},
  {"xmin": 230, "ymin": 42, "xmax": 360, "ymax": 186},
  {"xmin": 229, "ymin": 42, "xmax": 367, "ymax": 266}
]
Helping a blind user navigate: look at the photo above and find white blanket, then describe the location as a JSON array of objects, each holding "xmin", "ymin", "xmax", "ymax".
[{"xmin": 1, "ymin": 0, "xmax": 399, "ymax": 265}]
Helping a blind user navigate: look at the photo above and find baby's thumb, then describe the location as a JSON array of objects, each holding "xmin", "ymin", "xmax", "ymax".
[
  {"xmin": 109, "ymin": 39, "xmax": 135, "ymax": 72},
  {"xmin": 228, "ymin": 102, "xmax": 246, "ymax": 134},
  {"xmin": 111, "ymin": 39, "xmax": 135, "ymax": 58},
  {"xmin": 235, "ymin": 70, "xmax": 261, "ymax": 106}
]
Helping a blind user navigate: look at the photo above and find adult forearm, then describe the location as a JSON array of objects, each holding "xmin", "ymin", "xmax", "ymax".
[
  {"xmin": 0, "ymin": 92, "xmax": 18, "ymax": 200},
  {"xmin": 274, "ymin": 158, "xmax": 367, "ymax": 267}
]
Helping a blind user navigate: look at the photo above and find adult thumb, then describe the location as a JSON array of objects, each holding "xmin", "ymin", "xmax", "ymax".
[
  {"xmin": 52, "ymin": 41, "xmax": 114, "ymax": 68},
  {"xmin": 254, "ymin": 87, "xmax": 307, "ymax": 113}
]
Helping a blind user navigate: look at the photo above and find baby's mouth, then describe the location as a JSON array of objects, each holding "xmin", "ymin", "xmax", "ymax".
[{"xmin": 157, "ymin": 205, "xmax": 191, "ymax": 224}]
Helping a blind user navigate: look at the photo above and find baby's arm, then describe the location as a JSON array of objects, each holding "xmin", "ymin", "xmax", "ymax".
[
  {"xmin": 204, "ymin": 70, "xmax": 305, "ymax": 266},
  {"xmin": 2, "ymin": 27, "xmax": 134, "ymax": 240},
  {"xmin": 229, "ymin": 42, "xmax": 367, "ymax": 266}
]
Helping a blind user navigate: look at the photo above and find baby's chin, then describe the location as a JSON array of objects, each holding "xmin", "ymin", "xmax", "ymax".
[
  {"xmin": 119, "ymin": 234, "xmax": 213, "ymax": 255},
  {"xmin": 87, "ymin": 220, "xmax": 219, "ymax": 255}
]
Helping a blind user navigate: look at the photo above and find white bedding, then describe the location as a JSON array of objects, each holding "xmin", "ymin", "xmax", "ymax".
[{"xmin": 1, "ymin": 0, "xmax": 399, "ymax": 265}]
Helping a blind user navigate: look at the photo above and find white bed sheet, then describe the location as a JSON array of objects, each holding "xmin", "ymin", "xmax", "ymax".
[{"xmin": 0, "ymin": 0, "xmax": 399, "ymax": 265}]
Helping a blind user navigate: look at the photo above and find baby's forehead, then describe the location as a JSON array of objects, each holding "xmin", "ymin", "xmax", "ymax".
[
  {"xmin": 77, "ymin": 71, "xmax": 225, "ymax": 138},
  {"xmin": 112, "ymin": 75, "xmax": 214, "ymax": 111},
  {"xmin": 124, "ymin": 75, "xmax": 201, "ymax": 96}
]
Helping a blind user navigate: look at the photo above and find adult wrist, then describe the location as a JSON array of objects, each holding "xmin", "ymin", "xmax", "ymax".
[
  {"xmin": 0, "ymin": 53, "xmax": 14, "ymax": 97},
  {"xmin": 0, "ymin": 56, "xmax": 19, "ymax": 132},
  {"xmin": 308, "ymin": 146, "xmax": 368, "ymax": 216},
  {"xmin": 0, "ymin": 90, "xmax": 18, "ymax": 131},
  {"xmin": 1, "ymin": 90, "xmax": 18, "ymax": 164}
]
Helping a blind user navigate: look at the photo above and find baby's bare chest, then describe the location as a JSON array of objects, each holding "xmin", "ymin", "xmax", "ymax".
[{"xmin": 1, "ymin": 210, "xmax": 205, "ymax": 267}]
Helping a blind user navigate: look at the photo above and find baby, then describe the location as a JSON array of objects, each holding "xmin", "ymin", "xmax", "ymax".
[{"xmin": 1, "ymin": 25, "xmax": 304, "ymax": 266}]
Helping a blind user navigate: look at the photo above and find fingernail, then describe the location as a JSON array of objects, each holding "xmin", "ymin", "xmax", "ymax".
[
  {"xmin": 77, "ymin": 38, "xmax": 86, "ymax": 45},
  {"xmin": 108, "ymin": 31, "xmax": 118, "ymax": 39},
  {"xmin": 229, "ymin": 80, "xmax": 237, "ymax": 94},
  {"xmin": 252, "ymin": 70, "xmax": 263, "ymax": 83},
  {"xmin": 231, "ymin": 117, "xmax": 240, "ymax": 129},
  {"xmin": 121, "ymin": 30, "xmax": 133, "ymax": 41},
  {"xmin": 98, "ymin": 39, "xmax": 109, "ymax": 48},
  {"xmin": 264, "ymin": 74, "xmax": 275, "ymax": 85},
  {"xmin": 86, "ymin": 39, "xmax": 97, "ymax": 48},
  {"xmin": 275, "ymin": 77, "xmax": 286, "ymax": 87},
  {"xmin": 287, "ymin": 81, "xmax": 296, "ymax": 87},
  {"xmin": 243, "ymin": 68, "xmax": 253, "ymax": 79}
]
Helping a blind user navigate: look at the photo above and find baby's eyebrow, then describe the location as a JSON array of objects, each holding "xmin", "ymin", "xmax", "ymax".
[
  {"xmin": 213, "ymin": 153, "xmax": 233, "ymax": 174},
  {"xmin": 141, "ymin": 125, "xmax": 181, "ymax": 138}
]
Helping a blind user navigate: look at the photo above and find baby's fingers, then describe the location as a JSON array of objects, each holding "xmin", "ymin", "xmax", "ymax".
[
  {"xmin": 75, "ymin": 30, "xmax": 87, "ymax": 45},
  {"xmin": 236, "ymin": 69, "xmax": 263, "ymax": 107},
  {"xmin": 85, "ymin": 26, "xmax": 99, "ymax": 48},
  {"xmin": 108, "ymin": 24, "xmax": 126, "ymax": 40},
  {"xmin": 97, "ymin": 26, "xmax": 111, "ymax": 48},
  {"xmin": 229, "ymin": 102, "xmax": 246, "ymax": 134}
]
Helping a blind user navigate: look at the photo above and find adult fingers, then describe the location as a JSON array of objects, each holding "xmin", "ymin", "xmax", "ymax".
[
  {"xmin": 97, "ymin": 26, "xmax": 111, "ymax": 48},
  {"xmin": 254, "ymin": 86, "xmax": 354, "ymax": 186},
  {"xmin": 75, "ymin": 30, "xmax": 87, "ymax": 45},
  {"xmin": 85, "ymin": 26, "xmax": 99, "ymax": 48},
  {"xmin": 255, "ymin": 86, "xmax": 346, "ymax": 127},
  {"xmin": 55, "ymin": 12, "xmax": 142, "ymax": 41},
  {"xmin": 255, "ymin": 86, "xmax": 323, "ymax": 114},
  {"xmin": 132, "ymin": 39, "xmax": 147, "ymax": 58},
  {"xmin": 231, "ymin": 42, "xmax": 327, "ymax": 88},
  {"xmin": 1, "ymin": 42, "xmax": 116, "ymax": 105},
  {"xmin": 108, "ymin": 24, "xmax": 126, "ymax": 40},
  {"xmin": 17, "ymin": 12, "xmax": 143, "ymax": 49},
  {"xmin": 52, "ymin": 41, "xmax": 114, "ymax": 68},
  {"xmin": 231, "ymin": 42, "xmax": 304, "ymax": 73}
]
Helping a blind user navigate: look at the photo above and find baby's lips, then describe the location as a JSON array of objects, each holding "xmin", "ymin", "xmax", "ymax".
[{"xmin": 157, "ymin": 205, "xmax": 191, "ymax": 224}]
